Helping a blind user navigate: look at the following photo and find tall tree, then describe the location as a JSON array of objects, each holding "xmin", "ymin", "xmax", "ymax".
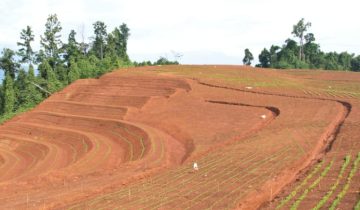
[
  {"xmin": 17, "ymin": 26, "xmax": 35, "ymax": 65},
  {"xmin": 119, "ymin": 23, "xmax": 130, "ymax": 60},
  {"xmin": 292, "ymin": 18, "xmax": 311, "ymax": 61},
  {"xmin": 338, "ymin": 52, "xmax": 353, "ymax": 70},
  {"xmin": 243, "ymin": 48, "xmax": 254, "ymax": 66},
  {"xmin": 78, "ymin": 23, "xmax": 89, "ymax": 56},
  {"xmin": 258, "ymin": 48, "xmax": 271, "ymax": 68},
  {"xmin": 105, "ymin": 33, "xmax": 117, "ymax": 58},
  {"xmin": 0, "ymin": 48, "xmax": 20, "ymax": 79},
  {"xmin": 351, "ymin": 55, "xmax": 360, "ymax": 71},
  {"xmin": 303, "ymin": 32, "xmax": 323, "ymax": 68},
  {"xmin": 269, "ymin": 45, "xmax": 281, "ymax": 67},
  {"xmin": 40, "ymin": 14, "xmax": 63, "ymax": 68},
  {"xmin": 92, "ymin": 21, "xmax": 107, "ymax": 60},
  {"xmin": 2, "ymin": 72, "xmax": 15, "ymax": 113},
  {"xmin": 63, "ymin": 29, "xmax": 80, "ymax": 65}
]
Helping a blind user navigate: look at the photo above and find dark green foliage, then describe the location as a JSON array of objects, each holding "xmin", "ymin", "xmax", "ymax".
[
  {"xmin": 105, "ymin": 33, "xmax": 117, "ymax": 59},
  {"xmin": 134, "ymin": 60, "xmax": 153, "ymax": 67},
  {"xmin": 3, "ymin": 73, "xmax": 15, "ymax": 113},
  {"xmin": 119, "ymin": 23, "xmax": 130, "ymax": 61},
  {"xmin": 258, "ymin": 19, "xmax": 360, "ymax": 71},
  {"xmin": 92, "ymin": 21, "xmax": 107, "ymax": 60},
  {"xmin": 292, "ymin": 18, "xmax": 311, "ymax": 61},
  {"xmin": 0, "ymin": 48, "xmax": 20, "ymax": 79},
  {"xmin": 77, "ymin": 57, "xmax": 97, "ymax": 78},
  {"xmin": 38, "ymin": 59, "xmax": 62, "ymax": 94},
  {"xmin": 258, "ymin": 48, "xmax": 271, "ymax": 68},
  {"xmin": 110, "ymin": 24, "xmax": 130, "ymax": 61},
  {"xmin": 0, "ymin": 14, "xmax": 134, "ymax": 124},
  {"xmin": 14, "ymin": 66, "xmax": 43, "ymax": 109},
  {"xmin": 0, "ymin": 85, "xmax": 3, "ymax": 114},
  {"xmin": 68, "ymin": 59, "xmax": 80, "ymax": 83},
  {"xmin": 40, "ymin": 14, "xmax": 63, "ymax": 68},
  {"xmin": 27, "ymin": 65, "xmax": 44, "ymax": 104},
  {"xmin": 338, "ymin": 52, "xmax": 353, "ymax": 70},
  {"xmin": 351, "ymin": 55, "xmax": 360, "ymax": 72},
  {"xmin": 17, "ymin": 26, "xmax": 35, "ymax": 64},
  {"xmin": 63, "ymin": 30, "xmax": 80, "ymax": 64},
  {"xmin": 243, "ymin": 48, "xmax": 254, "ymax": 66},
  {"xmin": 154, "ymin": 57, "xmax": 179, "ymax": 65},
  {"xmin": 54, "ymin": 64, "xmax": 69, "ymax": 84}
]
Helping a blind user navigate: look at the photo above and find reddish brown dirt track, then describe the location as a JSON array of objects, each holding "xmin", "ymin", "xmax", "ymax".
[{"xmin": 0, "ymin": 65, "xmax": 359, "ymax": 209}]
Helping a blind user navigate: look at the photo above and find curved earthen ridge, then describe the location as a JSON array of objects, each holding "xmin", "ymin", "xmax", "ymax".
[{"xmin": 195, "ymin": 81, "xmax": 352, "ymax": 209}]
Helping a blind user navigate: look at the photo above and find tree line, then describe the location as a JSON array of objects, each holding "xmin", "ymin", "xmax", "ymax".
[
  {"xmin": 0, "ymin": 14, "xmax": 133, "ymax": 121},
  {"xmin": 243, "ymin": 18, "xmax": 360, "ymax": 71}
]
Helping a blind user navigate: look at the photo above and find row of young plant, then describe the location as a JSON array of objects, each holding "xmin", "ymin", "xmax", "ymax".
[
  {"xmin": 74, "ymin": 138, "xmax": 262, "ymax": 209},
  {"xmin": 207, "ymin": 134, "xmax": 308, "ymax": 210},
  {"xmin": 276, "ymin": 160, "xmax": 324, "ymax": 209},
  {"xmin": 156, "ymin": 142, "xmax": 302, "ymax": 210},
  {"xmin": 167, "ymin": 147, "xmax": 284, "ymax": 210},
  {"xmin": 94, "ymin": 147, "xmax": 254, "ymax": 209},
  {"xmin": 209, "ymin": 149, "xmax": 302, "ymax": 210},
  {"xmin": 68, "ymin": 131, "xmax": 167, "ymax": 209},
  {"xmin": 91, "ymin": 141, "xmax": 295, "ymax": 209},
  {"xmin": 329, "ymin": 152, "xmax": 360, "ymax": 210},
  {"xmin": 290, "ymin": 160, "xmax": 334, "ymax": 209},
  {"xmin": 278, "ymin": 152, "xmax": 360, "ymax": 210},
  {"xmin": 70, "ymin": 121, "xmax": 300, "ymax": 209},
  {"xmin": 312, "ymin": 155, "xmax": 351, "ymax": 209},
  {"xmin": 125, "ymin": 131, "xmax": 296, "ymax": 208}
]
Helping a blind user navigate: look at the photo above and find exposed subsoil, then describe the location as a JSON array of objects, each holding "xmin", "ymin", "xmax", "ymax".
[{"xmin": 0, "ymin": 65, "xmax": 358, "ymax": 209}]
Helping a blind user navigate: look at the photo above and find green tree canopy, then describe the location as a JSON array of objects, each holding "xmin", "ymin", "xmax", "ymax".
[
  {"xmin": 17, "ymin": 25, "xmax": 35, "ymax": 65},
  {"xmin": 119, "ymin": 23, "xmax": 130, "ymax": 60},
  {"xmin": 68, "ymin": 58, "xmax": 80, "ymax": 83},
  {"xmin": 92, "ymin": 21, "xmax": 107, "ymax": 60},
  {"xmin": 40, "ymin": 14, "xmax": 63, "ymax": 68},
  {"xmin": 2, "ymin": 72, "xmax": 15, "ymax": 113},
  {"xmin": 63, "ymin": 29, "xmax": 80, "ymax": 64},
  {"xmin": 243, "ymin": 48, "xmax": 254, "ymax": 66},
  {"xmin": 292, "ymin": 18, "xmax": 311, "ymax": 61},
  {"xmin": 258, "ymin": 48, "xmax": 271, "ymax": 68},
  {"xmin": 0, "ymin": 48, "xmax": 20, "ymax": 79}
]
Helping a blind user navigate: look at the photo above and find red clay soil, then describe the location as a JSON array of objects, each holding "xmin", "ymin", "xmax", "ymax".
[{"xmin": 0, "ymin": 65, "xmax": 359, "ymax": 209}]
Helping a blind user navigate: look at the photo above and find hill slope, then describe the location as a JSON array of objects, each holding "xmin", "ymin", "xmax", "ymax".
[{"xmin": 0, "ymin": 65, "xmax": 359, "ymax": 209}]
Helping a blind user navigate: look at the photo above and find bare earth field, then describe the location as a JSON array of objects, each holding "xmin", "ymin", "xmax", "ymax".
[{"xmin": 0, "ymin": 65, "xmax": 359, "ymax": 209}]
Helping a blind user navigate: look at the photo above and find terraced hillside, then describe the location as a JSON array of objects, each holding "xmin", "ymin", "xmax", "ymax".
[{"xmin": 0, "ymin": 65, "xmax": 359, "ymax": 209}]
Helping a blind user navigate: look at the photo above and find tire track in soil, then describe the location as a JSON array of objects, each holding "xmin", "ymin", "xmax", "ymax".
[{"xmin": 194, "ymin": 79, "xmax": 352, "ymax": 209}]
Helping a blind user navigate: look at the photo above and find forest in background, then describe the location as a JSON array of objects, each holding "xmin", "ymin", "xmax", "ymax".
[
  {"xmin": 0, "ymin": 14, "xmax": 180, "ymax": 123},
  {"xmin": 0, "ymin": 16, "xmax": 359, "ymax": 123},
  {"xmin": 0, "ymin": 14, "xmax": 133, "ymax": 122},
  {"xmin": 243, "ymin": 19, "xmax": 360, "ymax": 71}
]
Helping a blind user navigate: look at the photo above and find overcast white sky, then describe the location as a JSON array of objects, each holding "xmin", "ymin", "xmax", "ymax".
[{"xmin": 0, "ymin": 0, "xmax": 359, "ymax": 65}]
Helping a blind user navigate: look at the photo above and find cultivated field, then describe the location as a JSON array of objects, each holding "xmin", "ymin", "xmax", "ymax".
[{"xmin": 0, "ymin": 65, "xmax": 359, "ymax": 209}]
